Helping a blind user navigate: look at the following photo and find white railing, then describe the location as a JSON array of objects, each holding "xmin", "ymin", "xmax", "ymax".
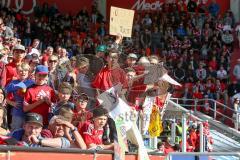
[
  {"xmin": 170, "ymin": 97, "xmax": 240, "ymax": 130},
  {"xmin": 139, "ymin": 99, "xmax": 206, "ymax": 151},
  {"xmin": 167, "ymin": 100, "xmax": 205, "ymax": 152}
]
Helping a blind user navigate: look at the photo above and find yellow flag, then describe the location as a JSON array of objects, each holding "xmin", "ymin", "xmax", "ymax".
[{"xmin": 148, "ymin": 105, "xmax": 163, "ymax": 137}]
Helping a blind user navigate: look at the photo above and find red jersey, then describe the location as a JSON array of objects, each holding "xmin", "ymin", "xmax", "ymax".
[
  {"xmin": 24, "ymin": 85, "xmax": 56, "ymax": 125},
  {"xmin": 208, "ymin": 60, "xmax": 218, "ymax": 71},
  {"xmin": 92, "ymin": 66, "xmax": 128, "ymax": 91},
  {"xmin": 80, "ymin": 121, "xmax": 104, "ymax": 147},
  {"xmin": 164, "ymin": 146, "xmax": 175, "ymax": 155},
  {"xmin": 5, "ymin": 62, "xmax": 18, "ymax": 86},
  {"xmin": 72, "ymin": 110, "xmax": 93, "ymax": 131},
  {"xmin": 188, "ymin": 130, "xmax": 197, "ymax": 149}
]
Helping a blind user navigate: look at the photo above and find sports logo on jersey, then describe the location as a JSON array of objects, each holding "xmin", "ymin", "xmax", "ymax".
[{"xmin": 36, "ymin": 90, "xmax": 50, "ymax": 100}]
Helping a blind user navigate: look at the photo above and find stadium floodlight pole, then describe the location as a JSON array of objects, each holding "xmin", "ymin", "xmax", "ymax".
[
  {"xmin": 181, "ymin": 113, "xmax": 187, "ymax": 152},
  {"xmin": 199, "ymin": 122, "xmax": 204, "ymax": 152}
]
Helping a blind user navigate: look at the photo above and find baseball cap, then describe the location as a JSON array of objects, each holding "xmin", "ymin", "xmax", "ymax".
[
  {"xmin": 96, "ymin": 45, "xmax": 107, "ymax": 53},
  {"xmin": 59, "ymin": 82, "xmax": 73, "ymax": 94},
  {"xmin": 25, "ymin": 113, "xmax": 43, "ymax": 126},
  {"xmin": 92, "ymin": 107, "xmax": 108, "ymax": 118},
  {"xmin": 127, "ymin": 53, "xmax": 138, "ymax": 59},
  {"xmin": 13, "ymin": 44, "xmax": 25, "ymax": 52},
  {"xmin": 235, "ymin": 97, "xmax": 240, "ymax": 101},
  {"xmin": 35, "ymin": 65, "xmax": 49, "ymax": 75}
]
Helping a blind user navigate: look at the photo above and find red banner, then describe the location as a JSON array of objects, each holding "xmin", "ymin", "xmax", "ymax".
[
  {"xmin": 107, "ymin": 0, "xmax": 230, "ymax": 18},
  {"xmin": 2, "ymin": 0, "xmax": 93, "ymax": 15},
  {"xmin": 2, "ymin": 0, "xmax": 230, "ymax": 17}
]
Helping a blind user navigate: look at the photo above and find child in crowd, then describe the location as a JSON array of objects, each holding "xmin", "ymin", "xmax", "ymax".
[
  {"xmin": 72, "ymin": 93, "xmax": 92, "ymax": 131},
  {"xmin": 80, "ymin": 107, "xmax": 114, "ymax": 150},
  {"xmin": 23, "ymin": 65, "xmax": 56, "ymax": 126},
  {"xmin": 5, "ymin": 63, "xmax": 34, "ymax": 131}
]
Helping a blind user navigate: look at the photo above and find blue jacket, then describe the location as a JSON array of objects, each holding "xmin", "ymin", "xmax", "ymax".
[{"xmin": 5, "ymin": 79, "xmax": 35, "ymax": 116}]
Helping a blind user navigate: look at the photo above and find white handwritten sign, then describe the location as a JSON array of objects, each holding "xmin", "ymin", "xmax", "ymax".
[{"xmin": 110, "ymin": 6, "xmax": 135, "ymax": 37}]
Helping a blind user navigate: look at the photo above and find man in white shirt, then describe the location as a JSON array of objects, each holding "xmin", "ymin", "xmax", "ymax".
[{"xmin": 216, "ymin": 65, "xmax": 227, "ymax": 82}]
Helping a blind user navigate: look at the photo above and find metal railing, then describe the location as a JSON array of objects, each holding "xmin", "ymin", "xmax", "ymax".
[
  {"xmin": 167, "ymin": 100, "xmax": 205, "ymax": 152},
  {"xmin": 170, "ymin": 97, "xmax": 240, "ymax": 130},
  {"xmin": 139, "ymin": 99, "xmax": 206, "ymax": 151}
]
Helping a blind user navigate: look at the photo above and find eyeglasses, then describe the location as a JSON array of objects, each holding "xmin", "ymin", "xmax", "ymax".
[
  {"xmin": 109, "ymin": 56, "xmax": 118, "ymax": 59},
  {"xmin": 78, "ymin": 99, "xmax": 88, "ymax": 103},
  {"xmin": 49, "ymin": 60, "xmax": 57, "ymax": 63}
]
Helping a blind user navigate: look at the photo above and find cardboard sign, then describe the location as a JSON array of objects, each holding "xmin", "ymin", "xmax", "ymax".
[
  {"xmin": 144, "ymin": 64, "xmax": 166, "ymax": 84},
  {"xmin": 110, "ymin": 6, "xmax": 135, "ymax": 37}
]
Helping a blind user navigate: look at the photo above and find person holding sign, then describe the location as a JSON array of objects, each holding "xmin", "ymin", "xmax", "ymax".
[{"xmin": 92, "ymin": 48, "xmax": 128, "ymax": 97}]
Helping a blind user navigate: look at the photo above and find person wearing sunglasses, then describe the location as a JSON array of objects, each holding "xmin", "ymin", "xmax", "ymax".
[
  {"xmin": 72, "ymin": 93, "xmax": 92, "ymax": 131},
  {"xmin": 48, "ymin": 55, "xmax": 59, "ymax": 92},
  {"xmin": 42, "ymin": 46, "xmax": 54, "ymax": 66},
  {"xmin": 92, "ymin": 48, "xmax": 128, "ymax": 98}
]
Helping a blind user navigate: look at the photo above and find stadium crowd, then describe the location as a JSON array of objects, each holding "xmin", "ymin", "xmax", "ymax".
[{"xmin": 0, "ymin": 0, "xmax": 239, "ymax": 155}]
